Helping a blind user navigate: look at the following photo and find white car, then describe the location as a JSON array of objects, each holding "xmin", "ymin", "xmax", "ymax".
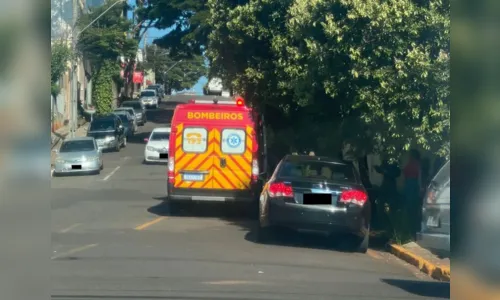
[
  {"xmin": 143, "ymin": 127, "xmax": 171, "ymax": 163},
  {"xmin": 139, "ymin": 89, "xmax": 159, "ymax": 108},
  {"xmin": 206, "ymin": 77, "xmax": 223, "ymax": 96}
]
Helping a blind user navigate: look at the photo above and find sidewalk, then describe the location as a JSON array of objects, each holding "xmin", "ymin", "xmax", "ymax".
[{"xmin": 389, "ymin": 242, "xmax": 450, "ymax": 281}]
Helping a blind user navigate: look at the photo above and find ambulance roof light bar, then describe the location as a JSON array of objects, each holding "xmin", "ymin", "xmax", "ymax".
[{"xmin": 188, "ymin": 97, "xmax": 246, "ymax": 106}]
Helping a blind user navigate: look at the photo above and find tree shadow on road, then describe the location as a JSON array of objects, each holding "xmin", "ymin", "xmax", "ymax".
[
  {"xmin": 146, "ymin": 201, "xmax": 375, "ymax": 254},
  {"xmin": 381, "ymin": 278, "xmax": 450, "ymax": 298}
]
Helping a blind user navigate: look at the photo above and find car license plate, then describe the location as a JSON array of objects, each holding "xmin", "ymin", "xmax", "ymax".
[
  {"xmin": 303, "ymin": 193, "xmax": 332, "ymax": 205},
  {"xmin": 72, "ymin": 165, "xmax": 82, "ymax": 170},
  {"xmin": 182, "ymin": 173, "xmax": 204, "ymax": 181},
  {"xmin": 426, "ymin": 216, "xmax": 439, "ymax": 227}
]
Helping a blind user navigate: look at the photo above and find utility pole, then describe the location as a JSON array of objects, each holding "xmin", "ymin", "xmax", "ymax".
[{"xmin": 70, "ymin": 0, "xmax": 79, "ymax": 138}]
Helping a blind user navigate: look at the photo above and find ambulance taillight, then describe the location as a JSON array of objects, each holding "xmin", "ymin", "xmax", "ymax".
[
  {"xmin": 252, "ymin": 159, "xmax": 259, "ymax": 183},
  {"xmin": 168, "ymin": 157, "xmax": 175, "ymax": 184}
]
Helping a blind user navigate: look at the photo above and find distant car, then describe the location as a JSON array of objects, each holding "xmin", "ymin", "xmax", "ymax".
[
  {"xmin": 143, "ymin": 127, "xmax": 171, "ymax": 164},
  {"xmin": 113, "ymin": 108, "xmax": 137, "ymax": 133},
  {"xmin": 257, "ymin": 154, "xmax": 371, "ymax": 253},
  {"xmin": 147, "ymin": 84, "xmax": 164, "ymax": 99},
  {"xmin": 53, "ymin": 137, "xmax": 103, "ymax": 176},
  {"xmin": 139, "ymin": 89, "xmax": 159, "ymax": 108},
  {"xmin": 417, "ymin": 160, "xmax": 450, "ymax": 256},
  {"xmin": 120, "ymin": 100, "xmax": 147, "ymax": 126},
  {"xmin": 206, "ymin": 77, "xmax": 223, "ymax": 96},
  {"xmin": 86, "ymin": 114, "xmax": 127, "ymax": 152}
]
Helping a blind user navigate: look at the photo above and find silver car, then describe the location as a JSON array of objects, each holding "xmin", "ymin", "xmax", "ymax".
[
  {"xmin": 417, "ymin": 160, "xmax": 450, "ymax": 256},
  {"xmin": 139, "ymin": 89, "xmax": 159, "ymax": 108},
  {"xmin": 53, "ymin": 137, "xmax": 103, "ymax": 176}
]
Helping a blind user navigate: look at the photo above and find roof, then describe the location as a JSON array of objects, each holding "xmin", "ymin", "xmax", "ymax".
[
  {"xmin": 152, "ymin": 127, "xmax": 171, "ymax": 133},
  {"xmin": 283, "ymin": 154, "xmax": 348, "ymax": 165},
  {"xmin": 64, "ymin": 136, "xmax": 94, "ymax": 142}
]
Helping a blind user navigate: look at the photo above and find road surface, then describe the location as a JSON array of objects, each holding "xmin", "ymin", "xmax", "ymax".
[{"xmin": 51, "ymin": 95, "xmax": 450, "ymax": 300}]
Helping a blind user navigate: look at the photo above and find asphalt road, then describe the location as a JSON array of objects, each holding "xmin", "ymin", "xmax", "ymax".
[{"xmin": 51, "ymin": 95, "xmax": 450, "ymax": 300}]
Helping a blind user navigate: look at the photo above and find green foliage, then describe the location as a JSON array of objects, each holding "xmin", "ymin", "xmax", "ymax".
[
  {"xmin": 93, "ymin": 60, "xmax": 118, "ymax": 114},
  {"xmin": 76, "ymin": 0, "xmax": 137, "ymax": 62},
  {"xmin": 136, "ymin": 0, "xmax": 209, "ymax": 55},
  {"xmin": 51, "ymin": 41, "xmax": 72, "ymax": 97},
  {"xmin": 143, "ymin": 45, "xmax": 207, "ymax": 93},
  {"xmin": 206, "ymin": 0, "xmax": 450, "ymax": 160},
  {"xmin": 77, "ymin": 0, "xmax": 139, "ymax": 112}
]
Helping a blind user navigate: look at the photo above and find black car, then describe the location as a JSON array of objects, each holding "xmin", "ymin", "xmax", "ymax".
[
  {"xmin": 257, "ymin": 155, "xmax": 371, "ymax": 253},
  {"xmin": 115, "ymin": 113, "xmax": 134, "ymax": 138},
  {"xmin": 121, "ymin": 101, "xmax": 147, "ymax": 126},
  {"xmin": 86, "ymin": 114, "xmax": 127, "ymax": 152}
]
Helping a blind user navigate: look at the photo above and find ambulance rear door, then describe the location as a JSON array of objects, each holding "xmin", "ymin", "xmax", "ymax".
[
  {"xmin": 212, "ymin": 126, "xmax": 253, "ymax": 190},
  {"xmin": 173, "ymin": 124, "xmax": 215, "ymax": 189}
]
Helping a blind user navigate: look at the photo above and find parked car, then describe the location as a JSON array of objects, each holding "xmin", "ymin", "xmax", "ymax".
[
  {"xmin": 206, "ymin": 77, "xmax": 223, "ymax": 96},
  {"xmin": 120, "ymin": 100, "xmax": 147, "ymax": 126},
  {"xmin": 256, "ymin": 154, "xmax": 371, "ymax": 252},
  {"xmin": 417, "ymin": 160, "xmax": 450, "ymax": 256},
  {"xmin": 147, "ymin": 84, "xmax": 164, "ymax": 99},
  {"xmin": 113, "ymin": 108, "xmax": 137, "ymax": 133},
  {"xmin": 113, "ymin": 111, "xmax": 135, "ymax": 138},
  {"xmin": 86, "ymin": 114, "xmax": 127, "ymax": 152},
  {"xmin": 139, "ymin": 89, "xmax": 159, "ymax": 108},
  {"xmin": 143, "ymin": 127, "xmax": 171, "ymax": 164},
  {"xmin": 52, "ymin": 137, "xmax": 103, "ymax": 176}
]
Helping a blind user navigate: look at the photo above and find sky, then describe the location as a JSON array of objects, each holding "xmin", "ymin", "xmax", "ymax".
[{"xmin": 128, "ymin": 0, "xmax": 208, "ymax": 95}]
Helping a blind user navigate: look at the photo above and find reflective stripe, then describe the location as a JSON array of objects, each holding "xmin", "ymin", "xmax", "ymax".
[{"xmin": 173, "ymin": 124, "xmax": 254, "ymax": 190}]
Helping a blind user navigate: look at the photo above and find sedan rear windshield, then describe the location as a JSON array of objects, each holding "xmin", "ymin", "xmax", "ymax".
[
  {"xmin": 277, "ymin": 160, "xmax": 357, "ymax": 182},
  {"xmin": 60, "ymin": 140, "xmax": 95, "ymax": 153},
  {"xmin": 117, "ymin": 115, "xmax": 129, "ymax": 123},
  {"xmin": 141, "ymin": 91, "xmax": 156, "ymax": 97},
  {"xmin": 150, "ymin": 132, "xmax": 170, "ymax": 141}
]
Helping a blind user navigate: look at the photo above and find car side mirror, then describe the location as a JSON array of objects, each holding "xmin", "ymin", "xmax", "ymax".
[{"xmin": 144, "ymin": 138, "xmax": 149, "ymax": 143}]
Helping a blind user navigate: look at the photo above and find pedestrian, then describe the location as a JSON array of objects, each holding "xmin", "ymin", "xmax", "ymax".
[
  {"xmin": 403, "ymin": 149, "xmax": 422, "ymax": 236},
  {"xmin": 374, "ymin": 157, "xmax": 401, "ymax": 209}
]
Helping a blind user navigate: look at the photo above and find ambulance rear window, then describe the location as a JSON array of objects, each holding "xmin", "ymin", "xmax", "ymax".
[
  {"xmin": 182, "ymin": 127, "xmax": 208, "ymax": 153},
  {"xmin": 221, "ymin": 129, "xmax": 246, "ymax": 154}
]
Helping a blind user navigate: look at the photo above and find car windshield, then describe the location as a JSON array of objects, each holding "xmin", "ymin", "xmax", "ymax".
[
  {"xmin": 150, "ymin": 132, "xmax": 170, "ymax": 141},
  {"xmin": 277, "ymin": 160, "xmax": 357, "ymax": 182},
  {"xmin": 121, "ymin": 102, "xmax": 142, "ymax": 110},
  {"xmin": 141, "ymin": 91, "xmax": 155, "ymax": 97},
  {"xmin": 59, "ymin": 140, "xmax": 95, "ymax": 153},
  {"xmin": 89, "ymin": 119, "xmax": 115, "ymax": 131}
]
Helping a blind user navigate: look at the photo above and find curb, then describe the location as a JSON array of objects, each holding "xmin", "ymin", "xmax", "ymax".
[{"xmin": 389, "ymin": 244, "xmax": 450, "ymax": 281}]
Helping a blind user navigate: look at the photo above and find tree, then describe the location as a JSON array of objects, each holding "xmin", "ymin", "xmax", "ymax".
[
  {"xmin": 76, "ymin": 0, "xmax": 138, "ymax": 113},
  {"xmin": 135, "ymin": 0, "xmax": 450, "ymax": 161},
  {"xmin": 143, "ymin": 45, "xmax": 207, "ymax": 94},
  {"xmin": 51, "ymin": 41, "xmax": 72, "ymax": 99},
  {"xmin": 135, "ymin": 0, "xmax": 210, "ymax": 56}
]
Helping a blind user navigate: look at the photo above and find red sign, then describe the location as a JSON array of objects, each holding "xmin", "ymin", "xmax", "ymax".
[{"xmin": 132, "ymin": 71, "xmax": 144, "ymax": 84}]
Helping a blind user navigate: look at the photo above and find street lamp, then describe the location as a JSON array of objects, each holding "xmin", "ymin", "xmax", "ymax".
[{"xmin": 69, "ymin": 0, "xmax": 125, "ymax": 137}]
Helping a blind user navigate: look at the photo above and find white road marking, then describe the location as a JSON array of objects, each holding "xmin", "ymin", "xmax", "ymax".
[
  {"xmin": 103, "ymin": 166, "xmax": 120, "ymax": 181},
  {"xmin": 202, "ymin": 280, "xmax": 264, "ymax": 286},
  {"xmin": 59, "ymin": 223, "xmax": 82, "ymax": 233},
  {"xmin": 51, "ymin": 244, "xmax": 97, "ymax": 260}
]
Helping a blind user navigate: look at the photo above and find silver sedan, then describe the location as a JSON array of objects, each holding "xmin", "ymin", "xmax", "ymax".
[{"xmin": 52, "ymin": 137, "xmax": 103, "ymax": 176}]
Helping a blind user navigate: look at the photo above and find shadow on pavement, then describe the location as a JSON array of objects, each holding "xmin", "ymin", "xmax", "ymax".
[
  {"xmin": 127, "ymin": 131, "xmax": 150, "ymax": 145},
  {"xmin": 381, "ymin": 278, "xmax": 450, "ymax": 298},
  {"xmin": 146, "ymin": 200, "xmax": 372, "ymax": 253}
]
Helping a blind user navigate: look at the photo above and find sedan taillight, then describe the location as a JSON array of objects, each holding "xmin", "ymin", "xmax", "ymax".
[
  {"xmin": 268, "ymin": 182, "xmax": 294, "ymax": 198},
  {"xmin": 339, "ymin": 190, "xmax": 368, "ymax": 206}
]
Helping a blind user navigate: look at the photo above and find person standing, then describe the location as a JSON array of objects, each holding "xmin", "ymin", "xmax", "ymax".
[{"xmin": 403, "ymin": 149, "xmax": 422, "ymax": 236}]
